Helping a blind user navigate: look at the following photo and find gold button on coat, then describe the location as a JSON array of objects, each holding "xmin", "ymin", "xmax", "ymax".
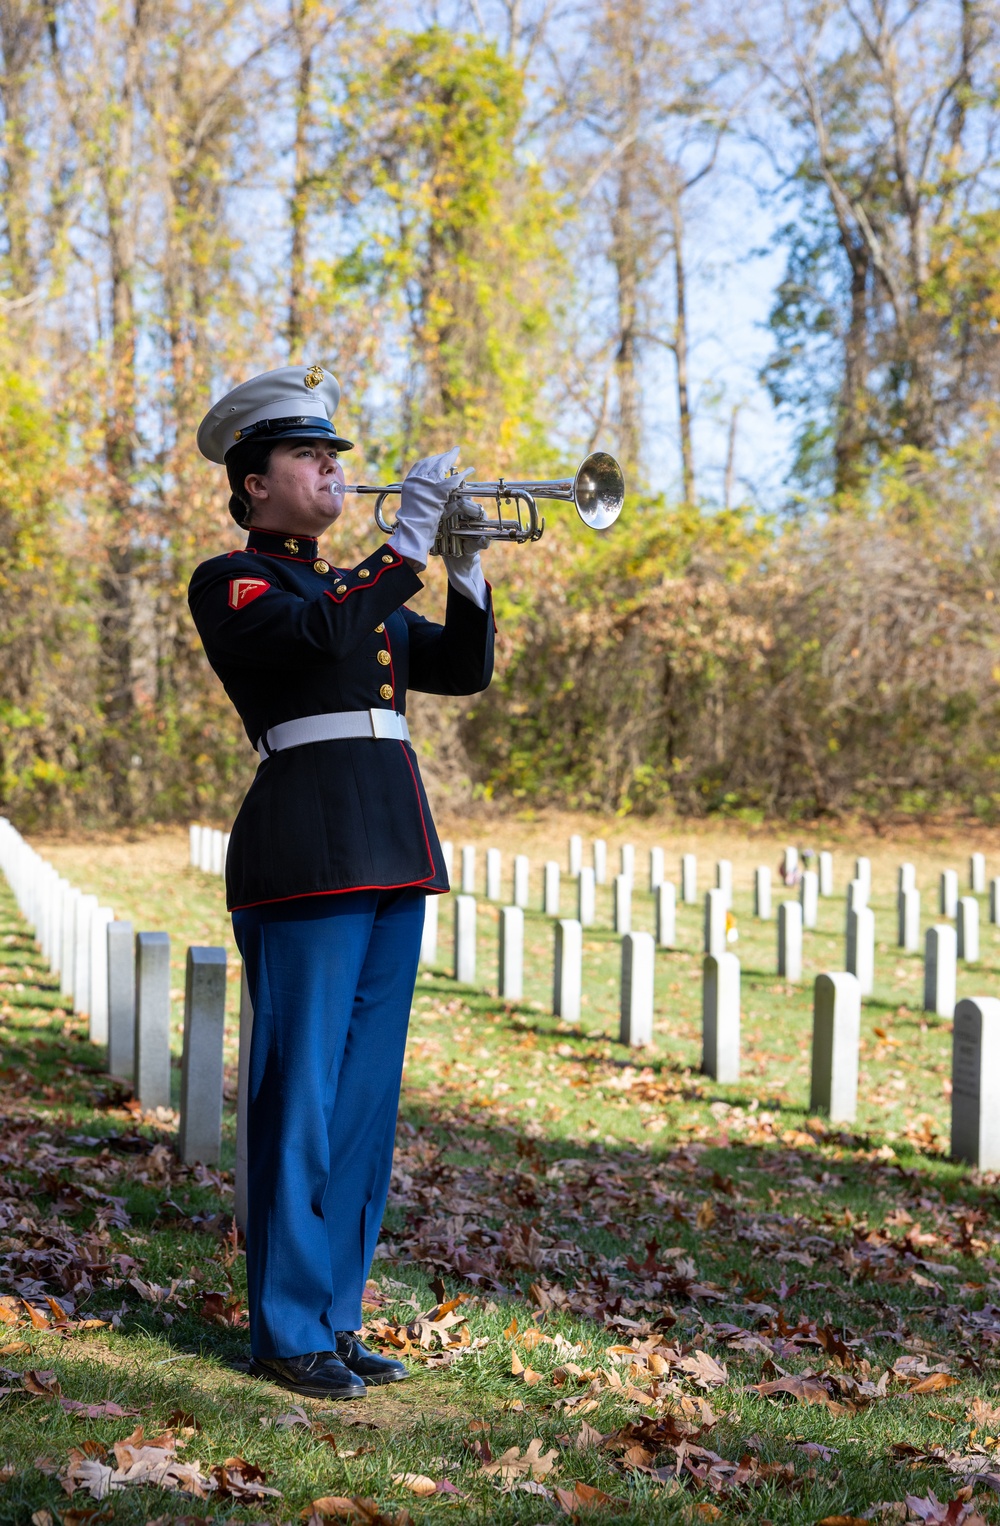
[
  {"xmin": 335, "ymin": 583, "xmax": 345, "ymax": 593},
  {"xmin": 379, "ymin": 683, "xmax": 393, "ymax": 701},
  {"xmin": 313, "ymin": 559, "xmax": 330, "ymax": 574},
  {"xmin": 358, "ymin": 569, "xmax": 370, "ymax": 579},
  {"xmin": 381, "ymin": 553, "xmax": 394, "ymax": 564},
  {"xmin": 374, "ymin": 623, "xmax": 385, "ymax": 633},
  {"xmin": 377, "ymin": 649, "xmax": 391, "ymax": 666}
]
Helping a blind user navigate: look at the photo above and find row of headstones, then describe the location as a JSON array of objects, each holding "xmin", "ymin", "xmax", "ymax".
[
  {"xmin": 438, "ymin": 839, "xmax": 824, "ymax": 916},
  {"xmin": 188, "ymin": 824, "xmax": 230, "ymax": 877},
  {"xmin": 0, "ymin": 818, "xmax": 228, "ymax": 1170},
  {"xmin": 428, "ymin": 882, "xmax": 1000, "ymax": 1169}
]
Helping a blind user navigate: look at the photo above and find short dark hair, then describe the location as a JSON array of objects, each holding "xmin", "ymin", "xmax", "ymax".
[{"xmin": 225, "ymin": 437, "xmax": 278, "ymax": 527}]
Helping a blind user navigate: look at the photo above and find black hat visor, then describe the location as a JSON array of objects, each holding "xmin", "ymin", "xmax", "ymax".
[{"xmin": 224, "ymin": 415, "xmax": 354, "ymax": 455}]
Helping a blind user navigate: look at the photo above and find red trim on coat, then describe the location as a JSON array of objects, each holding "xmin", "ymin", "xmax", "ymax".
[
  {"xmin": 228, "ymin": 872, "xmax": 441, "ymax": 912},
  {"xmin": 381, "ymin": 620, "xmax": 436, "ymax": 884},
  {"xmin": 323, "ymin": 556, "xmax": 402, "ymax": 604},
  {"xmin": 229, "ymin": 547, "xmax": 323, "ymax": 564}
]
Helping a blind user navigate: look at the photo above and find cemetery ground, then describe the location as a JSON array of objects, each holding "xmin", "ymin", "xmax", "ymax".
[{"xmin": 4, "ymin": 819, "xmax": 1000, "ymax": 1524}]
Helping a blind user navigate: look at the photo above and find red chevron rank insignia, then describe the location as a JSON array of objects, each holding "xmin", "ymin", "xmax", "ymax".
[{"xmin": 228, "ymin": 577, "xmax": 270, "ymax": 610}]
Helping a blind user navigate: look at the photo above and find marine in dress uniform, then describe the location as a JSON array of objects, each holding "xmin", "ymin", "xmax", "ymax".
[{"xmin": 189, "ymin": 365, "xmax": 494, "ymax": 1399}]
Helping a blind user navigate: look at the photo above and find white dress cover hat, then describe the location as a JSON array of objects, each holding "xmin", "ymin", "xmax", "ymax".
[{"xmin": 197, "ymin": 364, "xmax": 353, "ymax": 463}]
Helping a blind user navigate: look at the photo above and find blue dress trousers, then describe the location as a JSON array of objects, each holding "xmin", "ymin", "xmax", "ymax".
[{"xmin": 189, "ymin": 527, "xmax": 494, "ymax": 1357}]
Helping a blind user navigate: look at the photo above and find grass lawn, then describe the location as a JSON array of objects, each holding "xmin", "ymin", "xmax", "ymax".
[{"xmin": 1, "ymin": 816, "xmax": 1000, "ymax": 1524}]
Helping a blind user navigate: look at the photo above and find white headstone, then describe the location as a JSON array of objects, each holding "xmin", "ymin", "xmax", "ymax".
[
  {"xmin": 810, "ymin": 971, "xmax": 861, "ymax": 1122},
  {"xmin": 818, "ymin": 851, "xmax": 833, "ymax": 897},
  {"xmin": 198, "ymin": 828, "xmax": 212, "ymax": 873},
  {"xmin": 656, "ymin": 881, "xmax": 676, "ymax": 948},
  {"xmin": 924, "ymin": 924, "xmax": 957, "ymax": 1018},
  {"xmin": 845, "ymin": 877, "xmax": 867, "ymax": 936},
  {"xmin": 898, "ymin": 887, "xmax": 920, "ymax": 952},
  {"xmin": 235, "ymin": 963, "xmax": 253, "ymax": 1232},
  {"xmin": 210, "ymin": 828, "xmax": 224, "ymax": 876},
  {"xmin": 800, "ymin": 870, "xmax": 818, "ymax": 930},
  {"xmin": 970, "ymin": 853, "xmax": 986, "ymax": 894},
  {"xmin": 222, "ymin": 831, "xmax": 231, "ymax": 871},
  {"xmin": 620, "ymin": 843, "xmax": 635, "ymax": 881},
  {"xmin": 619, "ymin": 931, "xmax": 654, "ymax": 1047},
  {"xmin": 420, "ymin": 894, "xmax": 438, "ymax": 964},
  {"xmin": 441, "ymin": 839, "xmax": 454, "ymax": 879},
  {"xmin": 898, "ymin": 862, "xmax": 916, "ymax": 895},
  {"xmin": 553, "ymin": 919, "xmax": 583, "ymax": 1023},
  {"xmin": 778, "ymin": 900, "xmax": 803, "ymax": 981},
  {"xmin": 648, "ymin": 846, "xmax": 664, "ymax": 892},
  {"xmin": 940, "ymin": 869, "xmax": 958, "ymax": 918},
  {"xmin": 73, "ymin": 893, "xmax": 98, "ymax": 1015},
  {"xmin": 702, "ymin": 952, "xmax": 740, "ymax": 1082},
  {"xmin": 855, "ymin": 856, "xmax": 872, "ymax": 896},
  {"xmin": 577, "ymin": 867, "xmax": 596, "ymax": 927},
  {"xmin": 991, "ymin": 877, "xmax": 1000, "ymax": 926},
  {"xmin": 951, "ymin": 997, "xmax": 1000, "ymax": 1169},
  {"xmin": 568, "ymin": 834, "xmax": 582, "ymax": 876},
  {"xmin": 958, "ymin": 896, "xmax": 980, "ymax": 962},
  {"xmin": 486, "ymin": 848, "xmax": 502, "ymax": 901},
  {"xmin": 88, "ymin": 906, "xmax": 114, "ymax": 1044},
  {"xmin": 613, "ymin": 873, "xmax": 632, "ymax": 934},
  {"xmin": 846, "ymin": 905, "xmax": 875, "ymax": 996},
  {"xmin": 544, "ymin": 861, "xmax": 561, "ymax": 917},
  {"xmin": 513, "ymin": 854, "xmax": 530, "ymax": 909},
  {"xmin": 754, "ymin": 866, "xmax": 772, "ymax": 920},
  {"xmin": 60, "ymin": 886, "xmax": 78, "ymax": 1000},
  {"xmin": 704, "ymin": 888, "xmax": 727, "ymax": 959},
  {"xmin": 45, "ymin": 873, "xmax": 62, "ymax": 971},
  {"xmin": 593, "ymin": 839, "xmax": 607, "ymax": 885},
  {"xmin": 178, "ymin": 945, "xmax": 227, "ymax": 1166},
  {"xmin": 135, "ymin": 930, "xmax": 172, "ymax": 1111},
  {"xmin": 453, "ymin": 895, "xmax": 477, "ymax": 984},
  {"xmin": 784, "ymin": 846, "xmax": 799, "ymax": 876},
  {"xmin": 106, "ymin": 920, "xmax": 135, "ymax": 1080},
  {"xmin": 461, "ymin": 844, "xmax": 476, "ymax": 895},
  {"xmin": 716, "ymin": 859, "xmax": 733, "ymax": 910},
  {"xmin": 681, "ymin": 853, "xmax": 697, "ymax": 904},
  {"xmin": 498, "ymin": 905, "xmax": 524, "ymax": 1000},
  {"xmin": 189, "ymin": 823, "xmax": 201, "ymax": 869}
]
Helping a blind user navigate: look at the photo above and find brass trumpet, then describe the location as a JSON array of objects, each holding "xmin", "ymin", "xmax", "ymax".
[{"xmin": 344, "ymin": 451, "xmax": 624, "ymax": 556}]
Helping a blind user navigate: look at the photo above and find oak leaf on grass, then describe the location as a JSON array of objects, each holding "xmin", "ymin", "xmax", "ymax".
[
  {"xmin": 481, "ymin": 1437, "xmax": 559, "ymax": 1484},
  {"xmin": 553, "ymin": 1479, "xmax": 628, "ymax": 1514}
]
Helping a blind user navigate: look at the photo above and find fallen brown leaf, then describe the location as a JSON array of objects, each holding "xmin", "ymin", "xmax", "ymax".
[
  {"xmin": 481, "ymin": 1438, "xmax": 559, "ymax": 1484},
  {"xmin": 23, "ymin": 1370, "xmax": 62, "ymax": 1397},
  {"xmin": 553, "ymin": 1479, "xmax": 628, "ymax": 1514},
  {"xmin": 909, "ymin": 1373, "xmax": 960, "ymax": 1395},
  {"xmin": 305, "ymin": 1498, "xmax": 412, "ymax": 1525},
  {"xmin": 391, "ymin": 1474, "xmax": 437, "ymax": 1497},
  {"xmin": 750, "ymin": 1375, "xmax": 853, "ymax": 1415}
]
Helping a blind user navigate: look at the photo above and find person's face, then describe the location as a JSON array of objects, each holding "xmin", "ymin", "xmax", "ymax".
[{"xmin": 244, "ymin": 440, "xmax": 347, "ymax": 536}]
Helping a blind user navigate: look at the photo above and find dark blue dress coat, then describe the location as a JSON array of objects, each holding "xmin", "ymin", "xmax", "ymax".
[{"xmin": 188, "ymin": 527, "xmax": 494, "ymax": 910}]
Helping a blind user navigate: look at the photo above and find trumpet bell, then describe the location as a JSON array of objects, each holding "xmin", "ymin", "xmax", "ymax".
[{"xmin": 573, "ymin": 451, "xmax": 625, "ymax": 530}]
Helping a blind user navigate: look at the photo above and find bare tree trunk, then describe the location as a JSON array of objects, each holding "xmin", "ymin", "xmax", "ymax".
[
  {"xmin": 0, "ymin": 1, "xmax": 44, "ymax": 305},
  {"xmin": 670, "ymin": 194, "xmax": 694, "ymax": 501},
  {"xmin": 723, "ymin": 404, "xmax": 739, "ymax": 509},
  {"xmin": 611, "ymin": 113, "xmax": 640, "ymax": 474},
  {"xmin": 834, "ymin": 241, "xmax": 871, "ymax": 498},
  {"xmin": 288, "ymin": 0, "xmax": 315, "ymax": 359},
  {"xmin": 96, "ymin": 0, "xmax": 148, "ymax": 820}
]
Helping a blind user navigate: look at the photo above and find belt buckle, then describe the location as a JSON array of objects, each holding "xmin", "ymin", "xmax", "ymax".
[{"xmin": 369, "ymin": 708, "xmax": 397, "ymax": 740}]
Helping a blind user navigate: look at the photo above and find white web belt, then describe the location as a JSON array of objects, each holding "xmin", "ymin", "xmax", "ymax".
[{"xmin": 258, "ymin": 708, "xmax": 410, "ymax": 761}]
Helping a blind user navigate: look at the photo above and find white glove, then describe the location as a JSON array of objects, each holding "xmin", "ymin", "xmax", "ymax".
[
  {"xmin": 387, "ymin": 447, "xmax": 470, "ymax": 570},
  {"xmin": 443, "ymin": 497, "xmax": 489, "ymax": 609}
]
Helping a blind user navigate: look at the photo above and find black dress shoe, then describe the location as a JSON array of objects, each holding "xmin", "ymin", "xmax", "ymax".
[
  {"xmin": 335, "ymin": 1329, "xmax": 408, "ymax": 1385},
  {"xmin": 249, "ymin": 1350, "xmax": 366, "ymax": 1400}
]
